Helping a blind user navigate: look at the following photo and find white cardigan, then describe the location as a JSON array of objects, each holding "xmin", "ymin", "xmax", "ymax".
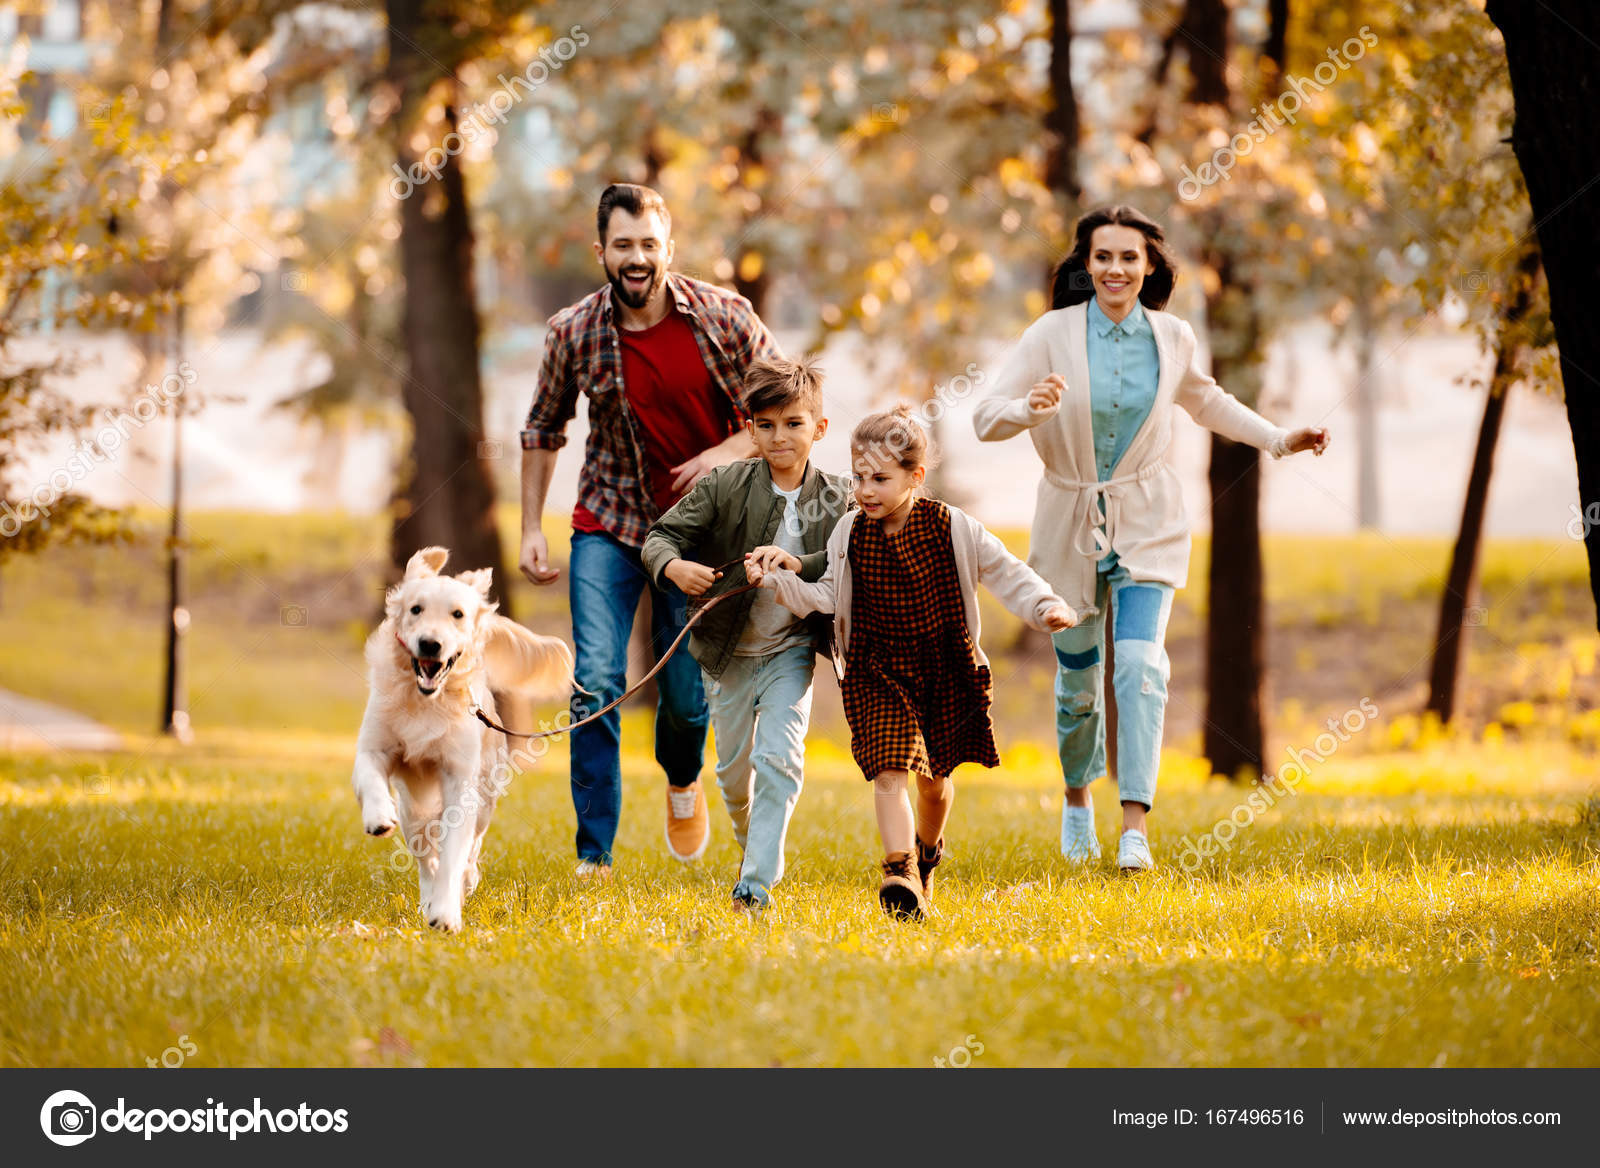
[
  {"xmin": 760, "ymin": 505, "xmax": 1066, "ymax": 679},
  {"xmin": 973, "ymin": 301, "xmax": 1290, "ymax": 612}
]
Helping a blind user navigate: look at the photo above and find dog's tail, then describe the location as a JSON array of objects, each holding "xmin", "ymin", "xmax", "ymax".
[{"xmin": 483, "ymin": 615, "xmax": 575, "ymax": 698}]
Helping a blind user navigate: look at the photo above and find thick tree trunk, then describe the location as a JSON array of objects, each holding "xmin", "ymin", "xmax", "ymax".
[
  {"xmin": 1043, "ymin": 0, "xmax": 1081, "ymax": 203},
  {"xmin": 1487, "ymin": 0, "xmax": 1600, "ymax": 629},
  {"xmin": 1204, "ymin": 431, "xmax": 1266, "ymax": 780},
  {"xmin": 1426, "ymin": 243, "xmax": 1541, "ymax": 722},
  {"xmin": 386, "ymin": 0, "xmax": 511, "ymax": 613}
]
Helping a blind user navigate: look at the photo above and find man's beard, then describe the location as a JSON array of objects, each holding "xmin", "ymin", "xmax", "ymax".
[{"xmin": 606, "ymin": 258, "xmax": 666, "ymax": 309}]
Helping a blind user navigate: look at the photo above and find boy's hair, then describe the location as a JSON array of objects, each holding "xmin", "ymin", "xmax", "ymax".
[
  {"xmin": 851, "ymin": 404, "xmax": 939, "ymax": 474},
  {"xmin": 743, "ymin": 355, "xmax": 826, "ymax": 418}
]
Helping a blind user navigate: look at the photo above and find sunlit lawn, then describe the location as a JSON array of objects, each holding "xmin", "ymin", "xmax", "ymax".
[
  {"xmin": 1, "ymin": 513, "xmax": 1597, "ymax": 1066},
  {"xmin": 1, "ymin": 730, "xmax": 1596, "ymax": 1067}
]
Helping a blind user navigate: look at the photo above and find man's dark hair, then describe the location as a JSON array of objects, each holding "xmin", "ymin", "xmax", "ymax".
[
  {"xmin": 596, "ymin": 183, "xmax": 671, "ymax": 243},
  {"xmin": 743, "ymin": 355, "xmax": 825, "ymax": 418}
]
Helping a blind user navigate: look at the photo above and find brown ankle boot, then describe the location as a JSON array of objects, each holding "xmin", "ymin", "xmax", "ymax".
[
  {"xmin": 915, "ymin": 836, "xmax": 944, "ymax": 900},
  {"xmin": 878, "ymin": 851, "xmax": 926, "ymax": 920}
]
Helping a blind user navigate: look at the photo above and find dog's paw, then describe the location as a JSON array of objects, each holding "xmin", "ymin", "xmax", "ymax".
[
  {"xmin": 361, "ymin": 799, "xmax": 400, "ymax": 838},
  {"xmin": 426, "ymin": 907, "xmax": 463, "ymax": 934}
]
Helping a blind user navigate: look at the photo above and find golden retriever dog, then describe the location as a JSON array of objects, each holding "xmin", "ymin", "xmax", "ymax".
[{"xmin": 351, "ymin": 547, "xmax": 573, "ymax": 932}]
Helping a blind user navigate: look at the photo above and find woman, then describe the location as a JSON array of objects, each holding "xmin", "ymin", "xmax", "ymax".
[{"xmin": 973, "ymin": 204, "xmax": 1329, "ymax": 872}]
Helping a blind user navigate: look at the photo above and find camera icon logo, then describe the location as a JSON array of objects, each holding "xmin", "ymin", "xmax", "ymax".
[
  {"xmin": 40, "ymin": 1090, "xmax": 97, "ymax": 1146},
  {"xmin": 281, "ymin": 604, "xmax": 308, "ymax": 627}
]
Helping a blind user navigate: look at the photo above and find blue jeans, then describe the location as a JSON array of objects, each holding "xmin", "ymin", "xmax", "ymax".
[
  {"xmin": 569, "ymin": 530, "xmax": 709, "ymax": 863},
  {"xmin": 702, "ymin": 644, "xmax": 815, "ymax": 904},
  {"xmin": 1051, "ymin": 554, "xmax": 1174, "ymax": 810}
]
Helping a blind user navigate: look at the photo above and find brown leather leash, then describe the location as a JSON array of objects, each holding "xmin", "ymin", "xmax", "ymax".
[{"xmin": 471, "ymin": 558, "xmax": 762, "ymax": 740}]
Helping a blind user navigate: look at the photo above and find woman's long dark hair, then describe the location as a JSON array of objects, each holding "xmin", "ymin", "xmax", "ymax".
[{"xmin": 1049, "ymin": 204, "xmax": 1179, "ymax": 311}]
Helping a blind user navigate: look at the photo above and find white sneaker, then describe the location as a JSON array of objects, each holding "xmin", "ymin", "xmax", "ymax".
[
  {"xmin": 1060, "ymin": 802, "xmax": 1101, "ymax": 862},
  {"xmin": 574, "ymin": 859, "xmax": 611, "ymax": 881},
  {"xmin": 1117, "ymin": 828, "xmax": 1154, "ymax": 872}
]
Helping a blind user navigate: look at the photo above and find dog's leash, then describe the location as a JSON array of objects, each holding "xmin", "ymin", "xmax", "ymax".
[{"xmin": 472, "ymin": 558, "xmax": 762, "ymax": 740}]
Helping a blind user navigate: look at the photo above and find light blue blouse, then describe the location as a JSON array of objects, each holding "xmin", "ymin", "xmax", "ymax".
[{"xmin": 1086, "ymin": 297, "xmax": 1160, "ymax": 573}]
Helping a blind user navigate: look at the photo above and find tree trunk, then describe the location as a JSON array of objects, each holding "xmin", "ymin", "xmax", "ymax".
[
  {"xmin": 1425, "ymin": 242, "xmax": 1541, "ymax": 722},
  {"xmin": 1204, "ymin": 431, "xmax": 1265, "ymax": 780},
  {"xmin": 386, "ymin": 0, "xmax": 511, "ymax": 613},
  {"xmin": 1354, "ymin": 293, "xmax": 1381, "ymax": 528},
  {"xmin": 1487, "ymin": 0, "xmax": 1600, "ymax": 630},
  {"xmin": 161, "ymin": 306, "xmax": 191, "ymax": 742},
  {"xmin": 732, "ymin": 105, "xmax": 782, "ymax": 315},
  {"xmin": 1043, "ymin": 0, "xmax": 1081, "ymax": 203},
  {"xmin": 1425, "ymin": 379, "xmax": 1507, "ymax": 724}
]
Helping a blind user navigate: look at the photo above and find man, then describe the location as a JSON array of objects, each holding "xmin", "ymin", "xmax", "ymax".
[{"xmin": 520, "ymin": 182, "xmax": 783, "ymax": 877}]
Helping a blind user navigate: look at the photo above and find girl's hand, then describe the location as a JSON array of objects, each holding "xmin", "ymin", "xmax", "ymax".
[
  {"xmin": 1286, "ymin": 426, "xmax": 1331, "ymax": 456},
  {"xmin": 745, "ymin": 545, "xmax": 801, "ymax": 576},
  {"xmin": 664, "ymin": 558, "xmax": 720, "ymax": 596},
  {"xmin": 1027, "ymin": 373, "xmax": 1066, "ymax": 412},
  {"xmin": 1043, "ymin": 603, "xmax": 1078, "ymax": 631}
]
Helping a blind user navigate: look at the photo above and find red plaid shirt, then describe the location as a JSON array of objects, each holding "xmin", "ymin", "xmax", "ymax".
[{"xmin": 521, "ymin": 273, "xmax": 782, "ymax": 548}]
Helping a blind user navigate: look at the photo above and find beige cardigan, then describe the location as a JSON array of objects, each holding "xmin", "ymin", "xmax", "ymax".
[
  {"xmin": 760, "ymin": 505, "xmax": 1067, "ymax": 679},
  {"xmin": 973, "ymin": 301, "xmax": 1290, "ymax": 612}
]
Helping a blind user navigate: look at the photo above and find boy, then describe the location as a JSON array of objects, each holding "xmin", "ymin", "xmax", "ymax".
[{"xmin": 641, "ymin": 356, "xmax": 850, "ymax": 908}]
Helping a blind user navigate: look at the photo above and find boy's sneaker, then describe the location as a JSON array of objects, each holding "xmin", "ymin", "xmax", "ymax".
[
  {"xmin": 574, "ymin": 859, "xmax": 611, "ymax": 881},
  {"xmin": 665, "ymin": 779, "xmax": 709, "ymax": 862},
  {"xmin": 878, "ymin": 851, "xmax": 927, "ymax": 920},
  {"xmin": 1117, "ymin": 828, "xmax": 1154, "ymax": 872},
  {"xmin": 915, "ymin": 836, "xmax": 944, "ymax": 900},
  {"xmin": 1061, "ymin": 802, "xmax": 1101, "ymax": 862}
]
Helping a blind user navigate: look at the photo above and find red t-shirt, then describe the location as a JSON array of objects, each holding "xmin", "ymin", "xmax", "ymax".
[{"xmin": 572, "ymin": 304, "xmax": 737, "ymax": 533}]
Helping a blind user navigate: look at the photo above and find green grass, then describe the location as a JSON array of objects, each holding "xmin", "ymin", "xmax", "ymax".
[
  {"xmin": 1, "ymin": 732, "xmax": 1596, "ymax": 1067},
  {"xmin": 1, "ymin": 510, "xmax": 1597, "ymax": 1066}
]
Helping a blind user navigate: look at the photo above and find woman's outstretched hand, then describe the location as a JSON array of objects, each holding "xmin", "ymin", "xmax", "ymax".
[
  {"xmin": 1285, "ymin": 426, "xmax": 1331, "ymax": 455},
  {"xmin": 1028, "ymin": 373, "xmax": 1067, "ymax": 412},
  {"xmin": 1043, "ymin": 603, "xmax": 1079, "ymax": 631}
]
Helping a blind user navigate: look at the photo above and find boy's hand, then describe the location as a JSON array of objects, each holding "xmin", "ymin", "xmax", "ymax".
[
  {"xmin": 745, "ymin": 545, "xmax": 801, "ymax": 576},
  {"xmin": 1027, "ymin": 373, "xmax": 1066, "ymax": 412},
  {"xmin": 1286, "ymin": 426, "xmax": 1331, "ymax": 456},
  {"xmin": 1043, "ymin": 603, "xmax": 1078, "ymax": 631},
  {"xmin": 664, "ymin": 558, "xmax": 721, "ymax": 597}
]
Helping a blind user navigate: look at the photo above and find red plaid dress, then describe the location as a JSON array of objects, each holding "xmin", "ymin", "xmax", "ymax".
[{"xmin": 842, "ymin": 498, "xmax": 1000, "ymax": 781}]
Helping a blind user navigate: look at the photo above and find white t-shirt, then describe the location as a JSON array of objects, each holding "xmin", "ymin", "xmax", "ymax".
[{"xmin": 733, "ymin": 482, "xmax": 811, "ymax": 657}]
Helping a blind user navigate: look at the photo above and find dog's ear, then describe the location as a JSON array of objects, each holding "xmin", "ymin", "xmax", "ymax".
[
  {"xmin": 456, "ymin": 568, "xmax": 493, "ymax": 599},
  {"xmin": 383, "ymin": 583, "xmax": 404, "ymax": 621},
  {"xmin": 404, "ymin": 547, "xmax": 449, "ymax": 580}
]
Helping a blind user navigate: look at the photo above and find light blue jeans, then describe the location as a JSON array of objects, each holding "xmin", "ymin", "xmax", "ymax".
[
  {"xmin": 702, "ymin": 643, "xmax": 816, "ymax": 904},
  {"xmin": 1051, "ymin": 555, "xmax": 1175, "ymax": 810}
]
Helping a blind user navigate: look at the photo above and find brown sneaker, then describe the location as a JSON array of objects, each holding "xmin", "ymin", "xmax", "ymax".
[
  {"xmin": 878, "ymin": 851, "xmax": 927, "ymax": 920},
  {"xmin": 915, "ymin": 835, "xmax": 944, "ymax": 900},
  {"xmin": 665, "ymin": 779, "xmax": 710, "ymax": 862}
]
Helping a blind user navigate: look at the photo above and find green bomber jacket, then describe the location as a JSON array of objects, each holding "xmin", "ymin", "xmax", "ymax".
[{"xmin": 640, "ymin": 457, "xmax": 852, "ymax": 679}]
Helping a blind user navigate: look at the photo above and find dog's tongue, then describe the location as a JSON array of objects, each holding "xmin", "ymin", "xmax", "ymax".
[{"xmin": 420, "ymin": 659, "xmax": 442, "ymax": 679}]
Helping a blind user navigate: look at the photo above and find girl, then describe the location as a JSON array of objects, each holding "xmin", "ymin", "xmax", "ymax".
[
  {"xmin": 973, "ymin": 204, "xmax": 1331, "ymax": 872},
  {"xmin": 747, "ymin": 407, "xmax": 1077, "ymax": 918}
]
